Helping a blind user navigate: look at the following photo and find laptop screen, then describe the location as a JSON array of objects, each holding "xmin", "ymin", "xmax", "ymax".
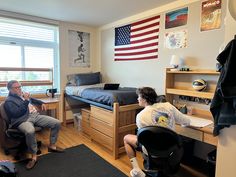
[{"xmin": 103, "ymin": 83, "xmax": 120, "ymax": 90}]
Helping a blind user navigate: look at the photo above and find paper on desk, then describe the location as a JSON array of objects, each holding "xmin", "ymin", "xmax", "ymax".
[{"xmin": 188, "ymin": 117, "xmax": 213, "ymax": 128}]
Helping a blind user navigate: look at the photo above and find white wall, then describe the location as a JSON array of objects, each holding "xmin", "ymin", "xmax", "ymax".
[
  {"xmin": 99, "ymin": 0, "xmax": 226, "ymax": 95},
  {"xmin": 59, "ymin": 21, "xmax": 99, "ymax": 91},
  {"xmin": 58, "ymin": 21, "xmax": 99, "ymax": 120},
  {"xmin": 99, "ymin": 0, "xmax": 230, "ymax": 167}
]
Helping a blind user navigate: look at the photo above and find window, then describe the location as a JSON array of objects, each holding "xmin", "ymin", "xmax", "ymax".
[{"xmin": 0, "ymin": 17, "xmax": 59, "ymax": 96}]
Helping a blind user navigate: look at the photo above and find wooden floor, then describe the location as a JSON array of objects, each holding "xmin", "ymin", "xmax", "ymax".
[{"xmin": 0, "ymin": 125, "xmax": 209, "ymax": 177}]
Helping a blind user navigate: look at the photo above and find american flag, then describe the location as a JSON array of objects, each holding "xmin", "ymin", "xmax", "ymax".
[{"xmin": 114, "ymin": 15, "xmax": 160, "ymax": 61}]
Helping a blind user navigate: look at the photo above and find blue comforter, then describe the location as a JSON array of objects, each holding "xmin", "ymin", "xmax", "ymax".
[{"xmin": 80, "ymin": 87, "xmax": 138, "ymax": 106}]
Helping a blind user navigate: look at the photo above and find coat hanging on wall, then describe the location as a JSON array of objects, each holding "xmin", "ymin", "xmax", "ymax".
[{"xmin": 210, "ymin": 37, "xmax": 236, "ymax": 136}]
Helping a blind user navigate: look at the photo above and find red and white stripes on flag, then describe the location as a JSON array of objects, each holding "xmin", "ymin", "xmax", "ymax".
[{"xmin": 114, "ymin": 15, "xmax": 160, "ymax": 61}]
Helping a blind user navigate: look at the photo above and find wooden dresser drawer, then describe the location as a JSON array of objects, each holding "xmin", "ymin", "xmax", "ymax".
[
  {"xmin": 90, "ymin": 128, "xmax": 113, "ymax": 151},
  {"xmin": 90, "ymin": 116, "xmax": 113, "ymax": 137},
  {"xmin": 81, "ymin": 120, "xmax": 90, "ymax": 136},
  {"xmin": 82, "ymin": 109, "xmax": 90, "ymax": 123},
  {"xmin": 81, "ymin": 108, "xmax": 91, "ymax": 136},
  {"xmin": 91, "ymin": 106, "xmax": 113, "ymax": 125},
  {"xmin": 176, "ymin": 125, "xmax": 203, "ymax": 141},
  {"xmin": 204, "ymin": 133, "xmax": 218, "ymax": 146}
]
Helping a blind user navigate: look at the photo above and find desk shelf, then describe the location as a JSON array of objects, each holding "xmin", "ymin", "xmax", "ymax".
[
  {"xmin": 166, "ymin": 88, "xmax": 214, "ymax": 99},
  {"xmin": 165, "ymin": 68, "xmax": 219, "ymax": 146},
  {"xmin": 167, "ymin": 70, "xmax": 219, "ymax": 75}
]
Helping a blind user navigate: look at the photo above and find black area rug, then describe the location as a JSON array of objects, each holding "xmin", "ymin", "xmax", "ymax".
[{"xmin": 15, "ymin": 144, "xmax": 127, "ymax": 177}]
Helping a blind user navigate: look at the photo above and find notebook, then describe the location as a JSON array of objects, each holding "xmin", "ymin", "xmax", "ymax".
[
  {"xmin": 188, "ymin": 117, "xmax": 213, "ymax": 128},
  {"xmin": 103, "ymin": 83, "xmax": 120, "ymax": 90}
]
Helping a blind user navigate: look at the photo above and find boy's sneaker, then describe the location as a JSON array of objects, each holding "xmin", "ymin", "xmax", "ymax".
[{"xmin": 130, "ymin": 168, "xmax": 146, "ymax": 177}]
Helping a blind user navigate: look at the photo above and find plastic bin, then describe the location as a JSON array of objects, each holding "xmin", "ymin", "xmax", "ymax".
[
  {"xmin": 73, "ymin": 113, "xmax": 82, "ymax": 131},
  {"xmin": 207, "ymin": 149, "xmax": 216, "ymax": 177}
]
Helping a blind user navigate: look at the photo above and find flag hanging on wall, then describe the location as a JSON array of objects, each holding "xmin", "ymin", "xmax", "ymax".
[{"xmin": 114, "ymin": 15, "xmax": 160, "ymax": 61}]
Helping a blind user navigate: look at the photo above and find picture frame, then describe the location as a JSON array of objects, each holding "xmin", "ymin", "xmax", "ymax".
[{"xmin": 68, "ymin": 30, "xmax": 90, "ymax": 67}]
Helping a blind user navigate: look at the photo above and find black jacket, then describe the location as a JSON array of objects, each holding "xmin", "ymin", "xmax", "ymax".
[
  {"xmin": 210, "ymin": 38, "xmax": 236, "ymax": 136},
  {"xmin": 4, "ymin": 93, "xmax": 44, "ymax": 128}
]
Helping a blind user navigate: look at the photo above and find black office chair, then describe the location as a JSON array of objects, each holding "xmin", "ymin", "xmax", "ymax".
[
  {"xmin": 137, "ymin": 126, "xmax": 184, "ymax": 177},
  {"xmin": 0, "ymin": 102, "xmax": 41, "ymax": 159}
]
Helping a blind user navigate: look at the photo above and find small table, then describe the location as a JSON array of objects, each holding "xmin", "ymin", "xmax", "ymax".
[{"xmin": 39, "ymin": 97, "xmax": 60, "ymax": 119}]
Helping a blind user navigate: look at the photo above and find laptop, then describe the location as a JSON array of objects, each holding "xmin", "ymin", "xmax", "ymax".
[{"xmin": 103, "ymin": 83, "xmax": 120, "ymax": 90}]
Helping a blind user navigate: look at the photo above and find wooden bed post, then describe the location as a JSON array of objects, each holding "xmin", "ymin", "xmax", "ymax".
[{"xmin": 113, "ymin": 102, "xmax": 119, "ymax": 159}]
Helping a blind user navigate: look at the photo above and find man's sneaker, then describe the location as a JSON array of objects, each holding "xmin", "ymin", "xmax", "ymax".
[{"xmin": 130, "ymin": 168, "xmax": 146, "ymax": 177}]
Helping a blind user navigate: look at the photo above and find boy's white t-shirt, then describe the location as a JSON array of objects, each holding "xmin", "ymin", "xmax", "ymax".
[{"xmin": 136, "ymin": 102, "xmax": 191, "ymax": 130}]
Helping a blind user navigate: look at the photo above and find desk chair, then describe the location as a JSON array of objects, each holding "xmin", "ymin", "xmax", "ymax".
[
  {"xmin": 0, "ymin": 102, "xmax": 41, "ymax": 159},
  {"xmin": 137, "ymin": 126, "xmax": 184, "ymax": 177}
]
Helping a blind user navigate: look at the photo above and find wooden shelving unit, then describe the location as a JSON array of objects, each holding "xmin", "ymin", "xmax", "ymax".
[
  {"xmin": 166, "ymin": 88, "xmax": 214, "ymax": 99},
  {"xmin": 165, "ymin": 68, "xmax": 220, "ymax": 146},
  {"xmin": 166, "ymin": 70, "xmax": 219, "ymax": 75},
  {"xmin": 165, "ymin": 68, "xmax": 219, "ymax": 109}
]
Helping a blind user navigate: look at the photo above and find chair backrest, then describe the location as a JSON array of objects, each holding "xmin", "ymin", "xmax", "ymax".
[
  {"xmin": 137, "ymin": 126, "xmax": 183, "ymax": 175},
  {"xmin": 0, "ymin": 102, "xmax": 9, "ymax": 140},
  {"xmin": 0, "ymin": 101, "xmax": 26, "ymax": 141},
  {"xmin": 0, "ymin": 101, "xmax": 18, "ymax": 149},
  {"xmin": 0, "ymin": 102, "xmax": 10, "ymax": 128}
]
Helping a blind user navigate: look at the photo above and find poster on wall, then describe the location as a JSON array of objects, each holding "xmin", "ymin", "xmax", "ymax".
[
  {"xmin": 165, "ymin": 7, "xmax": 188, "ymax": 29},
  {"xmin": 114, "ymin": 15, "xmax": 160, "ymax": 61},
  {"xmin": 200, "ymin": 0, "xmax": 221, "ymax": 31},
  {"xmin": 164, "ymin": 29, "xmax": 187, "ymax": 49},
  {"xmin": 68, "ymin": 30, "xmax": 90, "ymax": 67}
]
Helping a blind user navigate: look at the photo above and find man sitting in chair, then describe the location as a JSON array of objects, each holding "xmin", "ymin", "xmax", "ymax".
[
  {"xmin": 124, "ymin": 87, "xmax": 191, "ymax": 177},
  {"xmin": 4, "ymin": 80, "xmax": 64, "ymax": 170}
]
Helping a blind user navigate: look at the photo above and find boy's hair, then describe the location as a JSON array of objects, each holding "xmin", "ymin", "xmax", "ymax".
[{"xmin": 136, "ymin": 87, "xmax": 158, "ymax": 105}]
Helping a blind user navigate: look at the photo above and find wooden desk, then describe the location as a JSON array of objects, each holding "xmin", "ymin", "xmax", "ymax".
[
  {"xmin": 165, "ymin": 68, "xmax": 219, "ymax": 146},
  {"xmin": 39, "ymin": 98, "xmax": 60, "ymax": 119},
  {"xmin": 176, "ymin": 124, "xmax": 218, "ymax": 146}
]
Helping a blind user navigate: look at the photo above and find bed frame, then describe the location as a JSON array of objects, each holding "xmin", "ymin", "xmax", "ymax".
[{"xmin": 62, "ymin": 93, "xmax": 141, "ymax": 159}]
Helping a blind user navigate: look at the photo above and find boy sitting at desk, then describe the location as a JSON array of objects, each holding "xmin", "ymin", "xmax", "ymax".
[{"xmin": 124, "ymin": 87, "xmax": 193, "ymax": 177}]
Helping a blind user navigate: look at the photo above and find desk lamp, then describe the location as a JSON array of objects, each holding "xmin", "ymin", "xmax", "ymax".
[{"xmin": 170, "ymin": 55, "xmax": 180, "ymax": 71}]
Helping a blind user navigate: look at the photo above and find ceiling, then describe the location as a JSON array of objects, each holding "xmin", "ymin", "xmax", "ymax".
[{"xmin": 0, "ymin": 0, "xmax": 177, "ymax": 27}]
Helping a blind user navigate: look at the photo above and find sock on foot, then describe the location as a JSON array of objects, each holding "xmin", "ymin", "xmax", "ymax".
[
  {"xmin": 130, "ymin": 168, "xmax": 146, "ymax": 177},
  {"xmin": 130, "ymin": 157, "xmax": 139, "ymax": 169}
]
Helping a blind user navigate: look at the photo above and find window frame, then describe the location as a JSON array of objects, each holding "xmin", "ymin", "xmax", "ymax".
[
  {"xmin": 0, "ymin": 67, "xmax": 53, "ymax": 87},
  {"xmin": 0, "ymin": 17, "xmax": 60, "ymax": 95}
]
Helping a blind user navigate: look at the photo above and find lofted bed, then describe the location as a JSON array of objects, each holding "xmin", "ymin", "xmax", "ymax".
[{"xmin": 62, "ymin": 72, "xmax": 142, "ymax": 159}]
